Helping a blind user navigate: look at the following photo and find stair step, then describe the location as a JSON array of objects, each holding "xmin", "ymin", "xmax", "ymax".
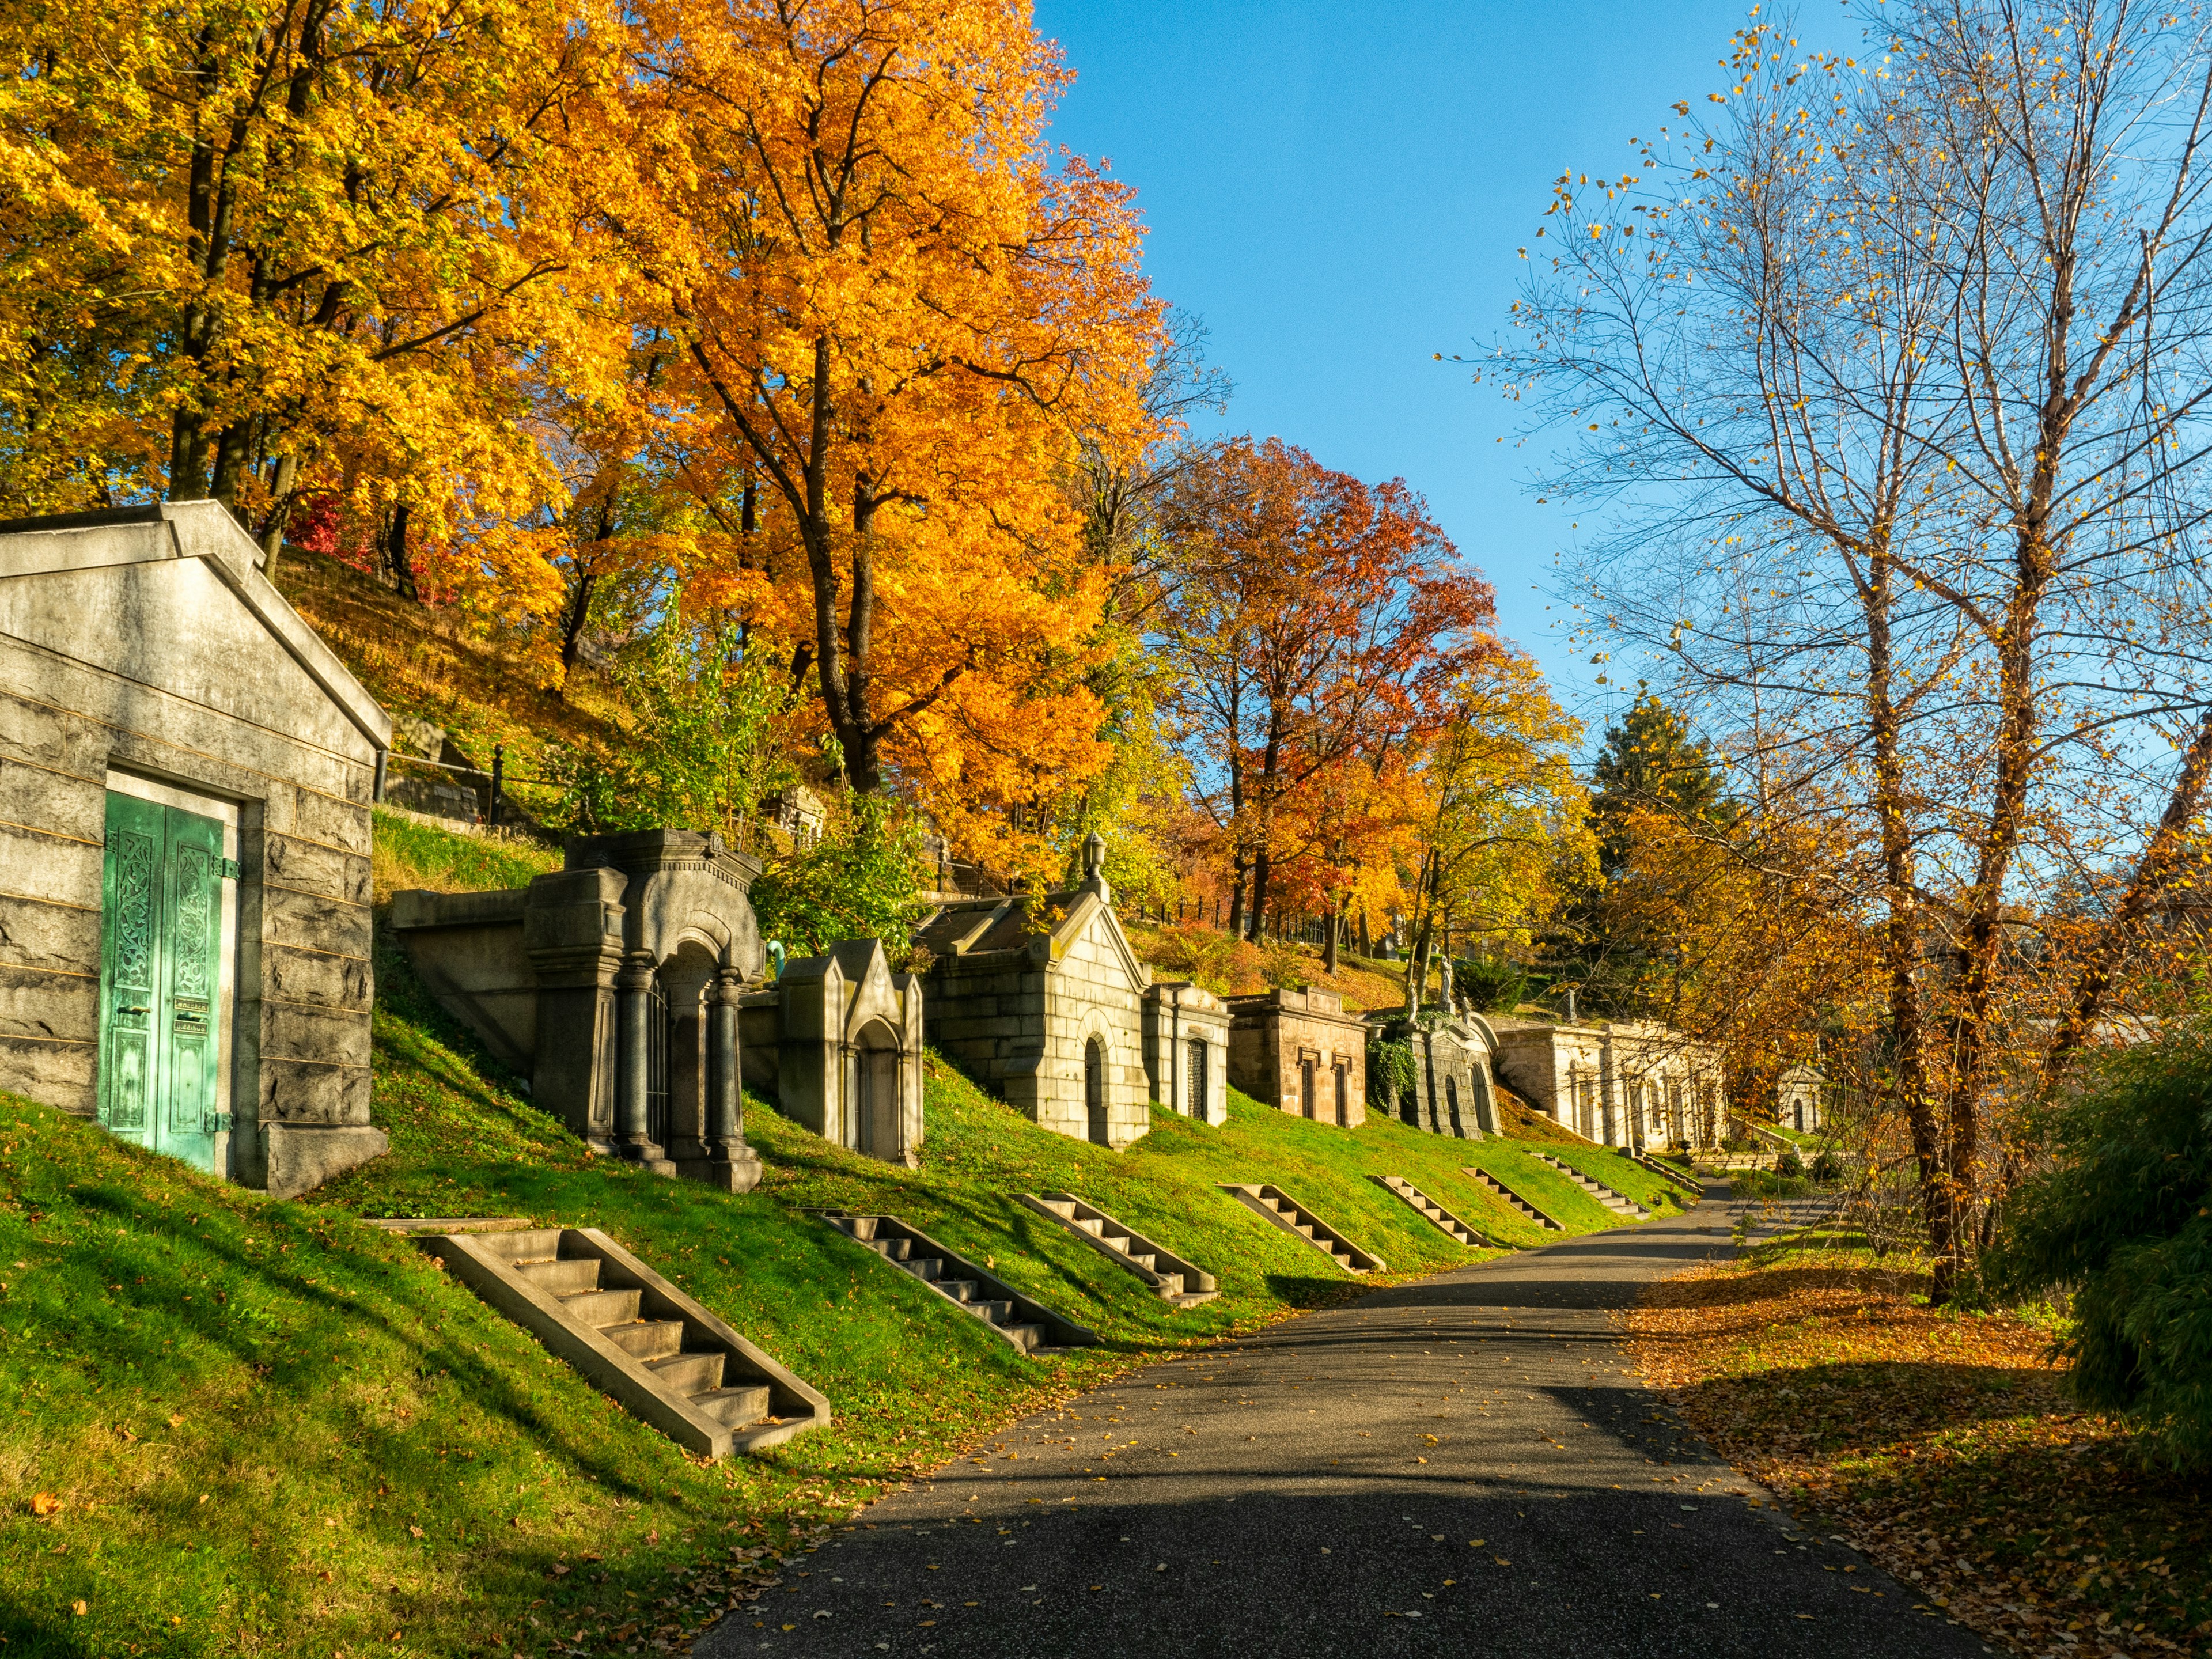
[
  {"xmin": 517, "ymin": 1257, "xmax": 601, "ymax": 1296},
  {"xmin": 1020, "ymin": 1192, "xmax": 1219, "ymax": 1306},
  {"xmin": 822, "ymin": 1210, "xmax": 1101, "ymax": 1354},
  {"xmin": 975, "ymin": 1299, "xmax": 1016, "ymax": 1324},
  {"xmin": 874, "ymin": 1237, "xmax": 912, "ymax": 1262},
  {"xmin": 560, "ymin": 1287, "xmax": 643, "ymax": 1325},
  {"xmin": 690, "ymin": 1383, "xmax": 772, "ymax": 1427},
  {"xmin": 1002, "ymin": 1323, "xmax": 1044, "ymax": 1353},
  {"xmin": 501, "ymin": 1228, "xmax": 566, "ymax": 1263},
  {"xmin": 601, "ymin": 1319, "xmax": 685, "ymax": 1359},
  {"xmin": 940, "ymin": 1278, "xmax": 979, "ymax": 1301},
  {"xmin": 421, "ymin": 1226, "xmax": 828, "ymax": 1463},
  {"xmin": 841, "ymin": 1216, "xmax": 881, "ymax": 1242},
  {"xmin": 646, "ymin": 1351, "xmax": 725, "ymax": 1393}
]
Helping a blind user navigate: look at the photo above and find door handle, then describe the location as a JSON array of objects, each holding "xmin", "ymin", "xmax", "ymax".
[{"xmin": 116, "ymin": 1003, "xmax": 149, "ymax": 1016}]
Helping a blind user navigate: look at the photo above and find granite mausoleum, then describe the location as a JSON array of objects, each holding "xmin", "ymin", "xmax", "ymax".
[
  {"xmin": 1370, "ymin": 1014, "xmax": 1499, "ymax": 1139},
  {"xmin": 1226, "ymin": 986, "xmax": 1368, "ymax": 1127},
  {"xmin": 1490, "ymin": 1016, "xmax": 1728, "ymax": 1150},
  {"xmin": 0, "ymin": 502, "xmax": 393, "ymax": 1198},
  {"xmin": 1141, "ymin": 978, "xmax": 1230, "ymax": 1127},
  {"xmin": 738, "ymin": 939, "xmax": 924, "ymax": 1168}
]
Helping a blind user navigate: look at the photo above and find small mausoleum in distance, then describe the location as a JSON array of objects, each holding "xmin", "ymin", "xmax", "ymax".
[
  {"xmin": 0, "ymin": 502, "xmax": 393, "ymax": 1198},
  {"xmin": 913, "ymin": 833, "xmax": 1218, "ymax": 1148},
  {"xmin": 1225, "ymin": 986, "xmax": 1369, "ymax": 1127},
  {"xmin": 1775, "ymin": 1063, "xmax": 1826, "ymax": 1135},
  {"xmin": 395, "ymin": 829, "xmax": 926, "ymax": 1176}
]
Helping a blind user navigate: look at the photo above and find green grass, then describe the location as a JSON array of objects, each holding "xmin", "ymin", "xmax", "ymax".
[
  {"xmin": 370, "ymin": 808, "xmax": 562, "ymax": 902},
  {"xmin": 0, "ymin": 821, "xmax": 1677, "ymax": 1657}
]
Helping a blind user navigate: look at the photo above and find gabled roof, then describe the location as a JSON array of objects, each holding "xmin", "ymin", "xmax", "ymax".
[
  {"xmin": 912, "ymin": 880, "xmax": 1151, "ymax": 988},
  {"xmin": 0, "ymin": 500, "xmax": 391, "ymax": 749}
]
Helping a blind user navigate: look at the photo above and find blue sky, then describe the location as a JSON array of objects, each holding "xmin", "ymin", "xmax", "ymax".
[{"xmin": 1033, "ymin": 0, "xmax": 1828, "ymax": 729}]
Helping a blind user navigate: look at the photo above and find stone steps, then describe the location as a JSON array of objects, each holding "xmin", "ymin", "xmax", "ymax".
[
  {"xmin": 421, "ymin": 1226, "xmax": 828, "ymax": 1460},
  {"xmin": 1020, "ymin": 1192, "xmax": 1219, "ymax": 1305},
  {"xmin": 1372, "ymin": 1175, "xmax": 1493, "ymax": 1247},
  {"xmin": 1533, "ymin": 1152, "xmax": 1653, "ymax": 1219},
  {"xmin": 1626, "ymin": 1149, "xmax": 1704, "ymax": 1202},
  {"xmin": 818, "ymin": 1212, "xmax": 1100, "ymax": 1354},
  {"xmin": 1218, "ymin": 1184, "xmax": 1384, "ymax": 1273},
  {"xmin": 1461, "ymin": 1166, "xmax": 1565, "ymax": 1231}
]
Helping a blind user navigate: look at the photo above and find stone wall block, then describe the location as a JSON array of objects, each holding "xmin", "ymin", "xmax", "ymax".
[
  {"xmin": 260, "ymin": 884, "xmax": 372, "ymax": 961},
  {"xmin": 0, "ymin": 694, "xmax": 72, "ymax": 771},
  {"xmin": 0, "ymin": 760, "xmax": 102, "ymax": 843},
  {"xmin": 263, "ymin": 834, "xmax": 371, "ymax": 905},
  {"xmin": 0, "ymin": 965, "xmax": 96, "ymax": 1043},
  {"xmin": 260, "ymin": 1059, "xmax": 372, "ymax": 1126},
  {"xmin": 282, "ymin": 787, "xmax": 374, "ymax": 857},
  {"xmin": 259, "ymin": 999, "xmax": 372, "ymax": 1067},
  {"xmin": 0, "ymin": 1033, "xmax": 94, "ymax": 1110},
  {"xmin": 0, "ymin": 823, "xmax": 102, "ymax": 908},
  {"xmin": 264, "ymin": 946, "xmax": 372, "ymax": 1012},
  {"xmin": 0, "ymin": 895, "xmax": 99, "ymax": 975}
]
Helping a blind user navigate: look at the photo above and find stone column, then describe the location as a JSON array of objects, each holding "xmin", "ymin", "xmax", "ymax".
[
  {"xmin": 700, "ymin": 968, "xmax": 763, "ymax": 1191},
  {"xmin": 613, "ymin": 950, "xmax": 675, "ymax": 1175}
]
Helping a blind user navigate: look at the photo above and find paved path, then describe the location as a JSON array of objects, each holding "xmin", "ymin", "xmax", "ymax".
[{"xmin": 699, "ymin": 1187, "xmax": 1989, "ymax": 1659}]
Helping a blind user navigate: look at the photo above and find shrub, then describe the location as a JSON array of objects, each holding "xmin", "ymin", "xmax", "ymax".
[
  {"xmin": 1812, "ymin": 1149, "xmax": 1844, "ymax": 1184},
  {"xmin": 1989, "ymin": 1021, "xmax": 2212, "ymax": 1472},
  {"xmin": 1775, "ymin": 1150, "xmax": 1805, "ymax": 1181},
  {"xmin": 750, "ymin": 794, "xmax": 924, "ymax": 956},
  {"xmin": 1452, "ymin": 957, "xmax": 1528, "ymax": 1012}
]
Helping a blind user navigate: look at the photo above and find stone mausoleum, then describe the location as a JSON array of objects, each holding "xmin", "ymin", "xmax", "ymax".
[
  {"xmin": 393, "ymin": 829, "xmax": 926, "ymax": 1177},
  {"xmin": 1490, "ymin": 1015, "xmax": 1729, "ymax": 1150},
  {"xmin": 1775, "ymin": 1063, "xmax": 1827, "ymax": 1135},
  {"xmin": 1370, "ymin": 1013, "xmax": 1499, "ymax": 1139},
  {"xmin": 1226, "ymin": 985, "xmax": 1369, "ymax": 1128},
  {"xmin": 912, "ymin": 833, "xmax": 1229, "ymax": 1147},
  {"xmin": 0, "ymin": 502, "xmax": 393, "ymax": 1197}
]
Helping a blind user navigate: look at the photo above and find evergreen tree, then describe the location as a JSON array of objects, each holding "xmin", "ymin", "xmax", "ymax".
[{"xmin": 1587, "ymin": 692, "xmax": 1728, "ymax": 881}]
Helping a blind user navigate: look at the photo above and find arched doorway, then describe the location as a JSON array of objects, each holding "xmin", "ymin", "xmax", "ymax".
[
  {"xmin": 1085, "ymin": 1036, "xmax": 1109, "ymax": 1145},
  {"xmin": 853, "ymin": 1019, "xmax": 901, "ymax": 1160}
]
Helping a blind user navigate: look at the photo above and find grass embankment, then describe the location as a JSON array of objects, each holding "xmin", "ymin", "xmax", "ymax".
[
  {"xmin": 1, "ymin": 818, "xmax": 1672, "ymax": 1657},
  {"xmin": 1630, "ymin": 1230, "xmax": 2209, "ymax": 1658}
]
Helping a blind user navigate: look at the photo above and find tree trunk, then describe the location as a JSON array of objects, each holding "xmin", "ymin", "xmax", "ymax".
[{"xmin": 257, "ymin": 453, "xmax": 298, "ymax": 576}]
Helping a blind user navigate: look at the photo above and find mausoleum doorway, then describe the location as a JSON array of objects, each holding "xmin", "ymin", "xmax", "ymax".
[
  {"xmin": 853, "ymin": 1021, "xmax": 902, "ymax": 1160},
  {"xmin": 97, "ymin": 775, "xmax": 240, "ymax": 1176},
  {"xmin": 1085, "ymin": 1036, "xmax": 1109, "ymax": 1146}
]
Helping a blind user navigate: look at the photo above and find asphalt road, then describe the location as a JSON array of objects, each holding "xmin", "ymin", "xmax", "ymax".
[{"xmin": 697, "ymin": 1184, "xmax": 1991, "ymax": 1659}]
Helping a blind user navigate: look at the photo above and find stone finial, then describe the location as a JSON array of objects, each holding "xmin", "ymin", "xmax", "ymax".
[{"xmin": 1081, "ymin": 831, "xmax": 1110, "ymax": 901}]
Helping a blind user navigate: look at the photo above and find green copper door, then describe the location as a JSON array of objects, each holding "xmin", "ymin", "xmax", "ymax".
[{"xmin": 97, "ymin": 792, "xmax": 228, "ymax": 1173}]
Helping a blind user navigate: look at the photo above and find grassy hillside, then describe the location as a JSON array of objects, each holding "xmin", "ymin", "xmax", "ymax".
[{"xmin": 0, "ymin": 814, "xmax": 1680, "ymax": 1657}]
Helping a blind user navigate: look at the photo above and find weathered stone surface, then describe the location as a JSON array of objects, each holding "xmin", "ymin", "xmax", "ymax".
[
  {"xmin": 260, "ymin": 1059, "xmax": 372, "ymax": 1126},
  {"xmin": 263, "ymin": 945, "xmax": 372, "ymax": 1012},
  {"xmin": 0, "ymin": 820, "xmax": 101, "ymax": 907},
  {"xmin": 260, "ymin": 884, "xmax": 372, "ymax": 960},
  {"xmin": 263, "ymin": 833, "xmax": 371, "ymax": 905},
  {"xmin": 0, "ymin": 1034, "xmax": 94, "ymax": 1111},
  {"xmin": 0, "ymin": 963, "xmax": 96, "ymax": 1043},
  {"xmin": 263, "ymin": 1122, "xmax": 387, "ymax": 1199},
  {"xmin": 260, "ymin": 999, "xmax": 372, "ymax": 1067},
  {"xmin": 0, "ymin": 894, "xmax": 99, "ymax": 974},
  {"xmin": 0, "ymin": 690, "xmax": 74, "ymax": 772},
  {"xmin": 0, "ymin": 756, "xmax": 101, "ymax": 842}
]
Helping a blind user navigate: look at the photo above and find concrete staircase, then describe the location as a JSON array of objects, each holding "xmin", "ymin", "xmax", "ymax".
[
  {"xmin": 1462, "ymin": 1166, "xmax": 1564, "ymax": 1231},
  {"xmin": 1020, "ymin": 1193, "xmax": 1218, "ymax": 1306},
  {"xmin": 1626, "ymin": 1148, "xmax": 1703, "ymax": 1202},
  {"xmin": 1218, "ymin": 1184, "xmax": 1384, "ymax": 1273},
  {"xmin": 422, "ymin": 1225, "xmax": 828, "ymax": 1459},
  {"xmin": 819, "ymin": 1212, "xmax": 1100, "ymax": 1354},
  {"xmin": 1372, "ymin": 1175, "xmax": 1492, "ymax": 1247},
  {"xmin": 1533, "ymin": 1152, "xmax": 1652, "ymax": 1220}
]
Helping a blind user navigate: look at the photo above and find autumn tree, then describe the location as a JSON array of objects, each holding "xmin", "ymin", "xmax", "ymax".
[
  {"xmin": 0, "ymin": 0, "xmax": 635, "ymax": 567},
  {"xmin": 629, "ymin": 0, "xmax": 1161, "ymax": 812},
  {"xmin": 1152, "ymin": 435, "xmax": 1498, "ymax": 940},
  {"xmin": 1502, "ymin": 3, "xmax": 2212, "ymax": 1294}
]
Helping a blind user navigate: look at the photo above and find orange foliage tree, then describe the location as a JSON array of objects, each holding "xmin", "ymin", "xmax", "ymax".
[
  {"xmin": 627, "ymin": 0, "xmax": 1162, "ymax": 815},
  {"xmin": 1151, "ymin": 435, "xmax": 1501, "ymax": 940}
]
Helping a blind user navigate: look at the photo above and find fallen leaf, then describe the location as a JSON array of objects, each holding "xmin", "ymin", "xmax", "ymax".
[{"xmin": 31, "ymin": 1493, "xmax": 59, "ymax": 1517}]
